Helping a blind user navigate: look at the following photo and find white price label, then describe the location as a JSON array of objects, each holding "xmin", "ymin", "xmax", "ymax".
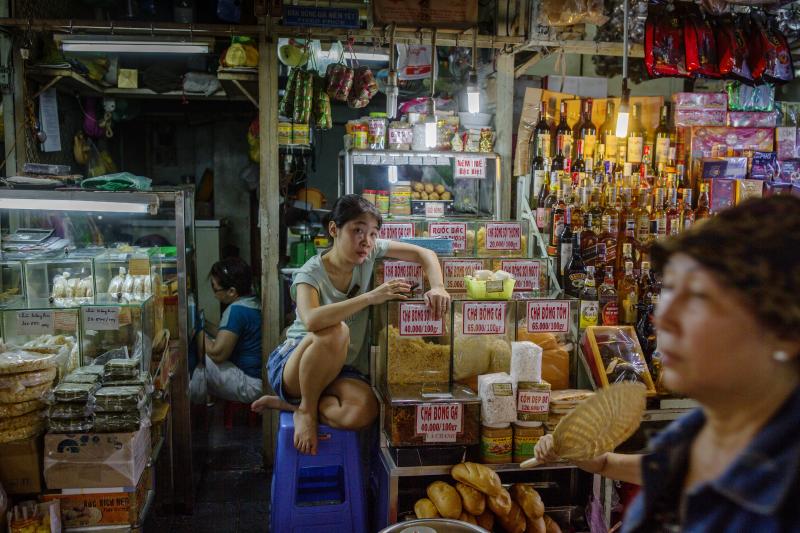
[
  {"xmin": 455, "ymin": 156, "xmax": 486, "ymax": 179},
  {"xmin": 83, "ymin": 306, "xmax": 121, "ymax": 331},
  {"xmin": 428, "ymin": 222, "xmax": 467, "ymax": 251},
  {"xmin": 398, "ymin": 302, "xmax": 443, "ymax": 336},
  {"xmin": 379, "ymin": 223, "xmax": 415, "ymax": 240},
  {"xmin": 500, "ymin": 260, "xmax": 541, "ymax": 291},
  {"xmin": 383, "ymin": 261, "xmax": 423, "ymax": 292},
  {"xmin": 526, "ymin": 300, "xmax": 570, "ymax": 333},
  {"xmin": 416, "ymin": 403, "xmax": 463, "ymax": 443},
  {"xmin": 485, "ymin": 222, "xmax": 522, "ymax": 250},
  {"xmin": 518, "ymin": 388, "xmax": 551, "ymax": 414},
  {"xmin": 425, "ymin": 202, "xmax": 445, "ymax": 218},
  {"xmin": 442, "ymin": 259, "xmax": 484, "ymax": 291},
  {"xmin": 16, "ymin": 310, "xmax": 54, "ymax": 335},
  {"xmin": 462, "ymin": 302, "xmax": 507, "ymax": 335}
]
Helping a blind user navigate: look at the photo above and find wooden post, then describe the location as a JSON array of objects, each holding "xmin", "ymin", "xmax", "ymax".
[
  {"xmin": 495, "ymin": 52, "xmax": 515, "ymax": 219},
  {"xmin": 0, "ymin": 0, "xmax": 15, "ymax": 176},
  {"xmin": 258, "ymin": 22, "xmax": 280, "ymax": 467}
]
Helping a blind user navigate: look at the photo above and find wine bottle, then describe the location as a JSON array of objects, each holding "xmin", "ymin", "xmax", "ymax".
[
  {"xmin": 627, "ymin": 103, "xmax": 645, "ymax": 166},
  {"xmin": 576, "ymin": 99, "xmax": 597, "ymax": 162},
  {"xmin": 556, "ymin": 100, "xmax": 573, "ymax": 171},
  {"xmin": 534, "ymin": 100, "xmax": 552, "ymax": 159},
  {"xmin": 600, "ymin": 100, "xmax": 617, "ymax": 165},
  {"xmin": 653, "ymin": 103, "xmax": 671, "ymax": 171}
]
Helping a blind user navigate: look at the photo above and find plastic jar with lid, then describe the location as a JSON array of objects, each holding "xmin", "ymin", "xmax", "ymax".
[
  {"xmin": 376, "ymin": 190, "xmax": 390, "ymax": 214},
  {"xmin": 480, "ymin": 422, "xmax": 513, "ymax": 464},
  {"xmin": 513, "ymin": 421, "xmax": 545, "ymax": 464},
  {"xmin": 390, "ymin": 182, "xmax": 412, "ymax": 216}
]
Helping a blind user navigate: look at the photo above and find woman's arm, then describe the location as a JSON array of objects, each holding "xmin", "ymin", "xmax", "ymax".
[
  {"xmin": 384, "ymin": 240, "xmax": 450, "ymax": 318},
  {"xmin": 203, "ymin": 330, "xmax": 239, "ymax": 364},
  {"xmin": 535, "ymin": 434, "xmax": 643, "ymax": 484}
]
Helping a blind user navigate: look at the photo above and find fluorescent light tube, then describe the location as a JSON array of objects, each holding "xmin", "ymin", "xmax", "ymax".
[
  {"xmin": 0, "ymin": 198, "xmax": 153, "ymax": 213},
  {"xmin": 58, "ymin": 36, "xmax": 210, "ymax": 55}
]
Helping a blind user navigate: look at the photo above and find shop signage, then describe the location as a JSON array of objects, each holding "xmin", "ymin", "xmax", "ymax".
[
  {"xmin": 500, "ymin": 259, "xmax": 541, "ymax": 291},
  {"xmin": 442, "ymin": 259, "xmax": 483, "ymax": 291},
  {"xmin": 485, "ymin": 222, "xmax": 522, "ymax": 250},
  {"xmin": 526, "ymin": 300, "xmax": 570, "ymax": 333},
  {"xmin": 416, "ymin": 403, "xmax": 463, "ymax": 443},
  {"xmin": 16, "ymin": 310, "xmax": 54, "ymax": 335},
  {"xmin": 518, "ymin": 385, "xmax": 551, "ymax": 416},
  {"xmin": 83, "ymin": 307, "xmax": 121, "ymax": 331},
  {"xmin": 383, "ymin": 261, "xmax": 423, "ymax": 292},
  {"xmin": 379, "ymin": 222, "xmax": 414, "ymax": 240},
  {"xmin": 283, "ymin": 6, "xmax": 360, "ymax": 28},
  {"xmin": 398, "ymin": 302, "xmax": 443, "ymax": 336},
  {"xmin": 462, "ymin": 302, "xmax": 506, "ymax": 335},
  {"xmin": 455, "ymin": 156, "xmax": 486, "ymax": 179},
  {"xmin": 428, "ymin": 222, "xmax": 467, "ymax": 250}
]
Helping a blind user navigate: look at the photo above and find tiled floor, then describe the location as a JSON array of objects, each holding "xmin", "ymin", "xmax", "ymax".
[{"xmin": 144, "ymin": 403, "xmax": 271, "ymax": 532}]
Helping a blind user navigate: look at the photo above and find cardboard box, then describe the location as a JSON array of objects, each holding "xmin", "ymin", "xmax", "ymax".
[
  {"xmin": 43, "ymin": 467, "xmax": 152, "ymax": 528},
  {"xmin": 776, "ymin": 127, "xmax": 798, "ymax": 160},
  {"xmin": 373, "ymin": 0, "xmax": 478, "ymax": 28},
  {"xmin": 736, "ymin": 179, "xmax": 764, "ymax": 204},
  {"xmin": 545, "ymin": 76, "xmax": 608, "ymax": 98},
  {"xmin": 709, "ymin": 178, "xmax": 737, "ymax": 213},
  {"xmin": 0, "ymin": 436, "xmax": 43, "ymax": 494},
  {"xmin": 44, "ymin": 427, "xmax": 150, "ymax": 490}
]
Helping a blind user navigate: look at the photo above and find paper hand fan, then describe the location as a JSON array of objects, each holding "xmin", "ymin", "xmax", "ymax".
[{"xmin": 520, "ymin": 382, "xmax": 646, "ymax": 468}]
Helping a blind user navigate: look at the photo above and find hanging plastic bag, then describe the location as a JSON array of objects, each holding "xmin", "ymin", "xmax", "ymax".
[
  {"xmin": 314, "ymin": 77, "xmax": 333, "ymax": 130},
  {"xmin": 396, "ymin": 44, "xmax": 433, "ymax": 81},
  {"xmin": 645, "ymin": 3, "xmax": 688, "ymax": 78},
  {"xmin": 326, "ymin": 62, "xmax": 354, "ymax": 102},
  {"xmin": 348, "ymin": 66, "xmax": 379, "ymax": 109},
  {"xmin": 538, "ymin": 0, "xmax": 608, "ymax": 27},
  {"xmin": 247, "ymin": 118, "xmax": 260, "ymax": 162},
  {"xmin": 279, "ymin": 68, "xmax": 299, "ymax": 118},
  {"xmin": 715, "ymin": 14, "xmax": 754, "ymax": 83},
  {"xmin": 684, "ymin": 5, "xmax": 719, "ymax": 78},
  {"xmin": 748, "ymin": 15, "xmax": 794, "ymax": 84},
  {"xmin": 189, "ymin": 365, "xmax": 208, "ymax": 404},
  {"xmin": 293, "ymin": 70, "xmax": 314, "ymax": 124}
]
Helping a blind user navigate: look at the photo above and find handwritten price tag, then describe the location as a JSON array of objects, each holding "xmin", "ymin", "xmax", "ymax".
[
  {"xmin": 428, "ymin": 222, "xmax": 467, "ymax": 251},
  {"xmin": 442, "ymin": 259, "xmax": 484, "ymax": 291},
  {"xmin": 379, "ymin": 223, "xmax": 415, "ymax": 240},
  {"xmin": 383, "ymin": 261, "xmax": 423, "ymax": 292},
  {"xmin": 415, "ymin": 403, "xmax": 463, "ymax": 443},
  {"xmin": 455, "ymin": 156, "xmax": 486, "ymax": 179},
  {"xmin": 16, "ymin": 311, "xmax": 54, "ymax": 335},
  {"xmin": 500, "ymin": 260, "xmax": 541, "ymax": 291},
  {"xmin": 526, "ymin": 300, "xmax": 570, "ymax": 333},
  {"xmin": 518, "ymin": 383, "xmax": 551, "ymax": 417},
  {"xmin": 485, "ymin": 222, "xmax": 522, "ymax": 250},
  {"xmin": 83, "ymin": 306, "xmax": 121, "ymax": 331},
  {"xmin": 462, "ymin": 302, "xmax": 507, "ymax": 335},
  {"xmin": 399, "ymin": 302, "xmax": 443, "ymax": 336}
]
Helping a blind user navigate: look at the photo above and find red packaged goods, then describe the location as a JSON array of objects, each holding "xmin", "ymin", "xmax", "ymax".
[
  {"xmin": 674, "ymin": 109, "xmax": 727, "ymax": 127},
  {"xmin": 684, "ymin": 5, "xmax": 720, "ymax": 78},
  {"xmin": 691, "ymin": 127, "xmax": 774, "ymax": 157},
  {"xmin": 715, "ymin": 14, "xmax": 753, "ymax": 83},
  {"xmin": 645, "ymin": 3, "xmax": 688, "ymax": 78},
  {"xmin": 325, "ymin": 63, "xmax": 354, "ymax": 103},
  {"xmin": 748, "ymin": 14, "xmax": 795, "ymax": 84},
  {"xmin": 348, "ymin": 66, "xmax": 378, "ymax": 109}
]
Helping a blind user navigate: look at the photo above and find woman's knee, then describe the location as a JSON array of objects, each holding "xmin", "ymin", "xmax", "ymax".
[
  {"xmin": 338, "ymin": 393, "xmax": 378, "ymax": 430},
  {"xmin": 314, "ymin": 322, "xmax": 350, "ymax": 353}
]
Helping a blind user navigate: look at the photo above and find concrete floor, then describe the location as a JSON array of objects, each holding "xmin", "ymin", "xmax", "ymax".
[{"xmin": 144, "ymin": 403, "xmax": 270, "ymax": 533}]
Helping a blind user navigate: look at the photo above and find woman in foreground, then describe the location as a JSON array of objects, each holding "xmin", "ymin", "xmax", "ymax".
[{"xmin": 536, "ymin": 195, "xmax": 800, "ymax": 532}]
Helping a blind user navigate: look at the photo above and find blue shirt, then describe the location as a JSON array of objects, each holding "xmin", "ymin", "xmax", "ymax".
[
  {"xmin": 219, "ymin": 296, "xmax": 262, "ymax": 379},
  {"xmin": 623, "ymin": 386, "xmax": 800, "ymax": 533}
]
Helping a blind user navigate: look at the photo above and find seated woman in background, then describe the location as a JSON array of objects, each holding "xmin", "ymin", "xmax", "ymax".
[
  {"xmin": 252, "ymin": 194, "xmax": 450, "ymax": 455},
  {"xmin": 198, "ymin": 257, "xmax": 262, "ymax": 404},
  {"xmin": 535, "ymin": 195, "xmax": 800, "ymax": 532}
]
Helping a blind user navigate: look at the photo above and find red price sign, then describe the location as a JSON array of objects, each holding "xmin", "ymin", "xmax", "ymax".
[
  {"xmin": 526, "ymin": 300, "xmax": 570, "ymax": 333},
  {"xmin": 399, "ymin": 302, "xmax": 444, "ymax": 336},
  {"xmin": 500, "ymin": 260, "xmax": 541, "ymax": 291},
  {"xmin": 462, "ymin": 302, "xmax": 507, "ymax": 335},
  {"xmin": 383, "ymin": 261, "xmax": 424, "ymax": 291},
  {"xmin": 455, "ymin": 156, "xmax": 486, "ymax": 179},
  {"xmin": 518, "ymin": 389, "xmax": 551, "ymax": 414},
  {"xmin": 415, "ymin": 403, "xmax": 463, "ymax": 443},
  {"xmin": 485, "ymin": 222, "xmax": 522, "ymax": 250},
  {"xmin": 428, "ymin": 222, "xmax": 467, "ymax": 251},
  {"xmin": 442, "ymin": 259, "xmax": 484, "ymax": 291},
  {"xmin": 379, "ymin": 223, "xmax": 415, "ymax": 240}
]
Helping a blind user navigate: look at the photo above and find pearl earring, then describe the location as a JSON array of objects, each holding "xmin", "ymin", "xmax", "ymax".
[{"xmin": 772, "ymin": 350, "xmax": 790, "ymax": 363}]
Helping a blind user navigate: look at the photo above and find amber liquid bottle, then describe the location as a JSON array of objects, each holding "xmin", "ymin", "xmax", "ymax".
[
  {"xmin": 600, "ymin": 187, "xmax": 620, "ymax": 273},
  {"xmin": 618, "ymin": 260, "xmax": 639, "ymax": 325},
  {"xmin": 598, "ymin": 266, "xmax": 619, "ymax": 326},
  {"xmin": 681, "ymin": 188, "xmax": 696, "ymax": 231},
  {"xmin": 695, "ymin": 183, "xmax": 711, "ymax": 220}
]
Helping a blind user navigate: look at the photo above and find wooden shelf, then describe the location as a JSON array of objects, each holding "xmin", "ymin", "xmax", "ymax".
[{"xmin": 217, "ymin": 68, "xmax": 259, "ymax": 108}]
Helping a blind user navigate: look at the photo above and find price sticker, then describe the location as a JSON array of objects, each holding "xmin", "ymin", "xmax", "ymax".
[
  {"xmin": 485, "ymin": 222, "xmax": 522, "ymax": 250},
  {"xmin": 379, "ymin": 223, "xmax": 415, "ymax": 240},
  {"xmin": 83, "ymin": 306, "xmax": 121, "ymax": 331},
  {"xmin": 500, "ymin": 260, "xmax": 541, "ymax": 291},
  {"xmin": 442, "ymin": 259, "xmax": 483, "ymax": 291},
  {"xmin": 428, "ymin": 222, "xmax": 467, "ymax": 251},
  {"xmin": 16, "ymin": 310, "xmax": 54, "ymax": 335},
  {"xmin": 517, "ymin": 383, "xmax": 551, "ymax": 418},
  {"xmin": 415, "ymin": 403, "xmax": 463, "ymax": 443},
  {"xmin": 455, "ymin": 156, "xmax": 486, "ymax": 179},
  {"xmin": 398, "ymin": 302, "xmax": 443, "ymax": 336},
  {"xmin": 526, "ymin": 300, "xmax": 570, "ymax": 333},
  {"xmin": 462, "ymin": 302, "xmax": 507, "ymax": 335}
]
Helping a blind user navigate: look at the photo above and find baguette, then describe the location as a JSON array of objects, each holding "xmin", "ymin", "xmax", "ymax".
[
  {"xmin": 543, "ymin": 514, "xmax": 562, "ymax": 533},
  {"xmin": 455, "ymin": 482, "xmax": 486, "ymax": 516},
  {"xmin": 451, "ymin": 462, "xmax": 503, "ymax": 497},
  {"xmin": 496, "ymin": 501, "xmax": 526, "ymax": 533},
  {"xmin": 426, "ymin": 481, "xmax": 462, "ymax": 519},
  {"xmin": 458, "ymin": 512, "xmax": 478, "ymax": 525},
  {"xmin": 511, "ymin": 483, "xmax": 545, "ymax": 520},
  {"xmin": 476, "ymin": 510, "xmax": 495, "ymax": 531},
  {"xmin": 414, "ymin": 498, "xmax": 439, "ymax": 519},
  {"xmin": 486, "ymin": 487, "xmax": 513, "ymax": 517},
  {"xmin": 526, "ymin": 515, "xmax": 547, "ymax": 533}
]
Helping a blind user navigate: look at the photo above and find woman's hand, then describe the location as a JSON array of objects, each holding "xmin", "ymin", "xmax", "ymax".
[
  {"xmin": 367, "ymin": 279, "xmax": 412, "ymax": 305},
  {"xmin": 533, "ymin": 434, "xmax": 560, "ymax": 464},
  {"xmin": 424, "ymin": 287, "xmax": 450, "ymax": 319}
]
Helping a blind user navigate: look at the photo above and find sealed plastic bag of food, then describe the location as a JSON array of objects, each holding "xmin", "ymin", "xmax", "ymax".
[
  {"xmin": 279, "ymin": 68, "xmax": 299, "ymax": 118},
  {"xmin": 293, "ymin": 70, "xmax": 313, "ymax": 124},
  {"xmin": 94, "ymin": 385, "xmax": 146, "ymax": 412},
  {"xmin": 715, "ymin": 14, "xmax": 753, "ymax": 83},
  {"xmin": 684, "ymin": 5, "xmax": 719, "ymax": 78},
  {"xmin": 538, "ymin": 0, "xmax": 608, "ymax": 27},
  {"xmin": 0, "ymin": 367, "xmax": 57, "ymax": 393},
  {"xmin": 645, "ymin": 3, "xmax": 688, "ymax": 78},
  {"xmin": 727, "ymin": 81, "xmax": 775, "ymax": 112},
  {"xmin": 314, "ymin": 77, "xmax": 333, "ymax": 130},
  {"xmin": 348, "ymin": 66, "xmax": 379, "ymax": 109},
  {"xmin": 748, "ymin": 15, "xmax": 794, "ymax": 84},
  {"xmin": 52, "ymin": 382, "xmax": 100, "ymax": 403},
  {"xmin": 326, "ymin": 62, "xmax": 354, "ymax": 102}
]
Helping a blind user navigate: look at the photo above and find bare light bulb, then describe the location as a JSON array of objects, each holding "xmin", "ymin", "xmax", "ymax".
[{"xmin": 615, "ymin": 110, "xmax": 629, "ymax": 138}]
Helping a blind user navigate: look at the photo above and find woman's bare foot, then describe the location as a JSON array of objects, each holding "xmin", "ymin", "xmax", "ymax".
[
  {"xmin": 293, "ymin": 408, "xmax": 318, "ymax": 455},
  {"xmin": 250, "ymin": 395, "xmax": 297, "ymax": 413}
]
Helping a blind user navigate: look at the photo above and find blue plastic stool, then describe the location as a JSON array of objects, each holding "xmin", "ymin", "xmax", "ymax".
[{"xmin": 270, "ymin": 411, "xmax": 368, "ymax": 533}]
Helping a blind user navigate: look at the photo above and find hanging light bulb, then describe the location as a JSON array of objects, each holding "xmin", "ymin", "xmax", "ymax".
[
  {"xmin": 387, "ymin": 165, "xmax": 398, "ymax": 183},
  {"xmin": 425, "ymin": 29, "xmax": 438, "ymax": 149},
  {"xmin": 386, "ymin": 25, "xmax": 399, "ymax": 119},
  {"xmin": 465, "ymin": 26, "xmax": 480, "ymax": 114},
  {"xmin": 616, "ymin": 0, "xmax": 631, "ymax": 138}
]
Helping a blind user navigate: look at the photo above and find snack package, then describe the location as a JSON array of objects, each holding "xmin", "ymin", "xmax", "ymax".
[
  {"xmin": 645, "ymin": 3, "xmax": 688, "ymax": 78},
  {"xmin": 348, "ymin": 66, "xmax": 378, "ymax": 109},
  {"xmin": 278, "ymin": 67, "xmax": 299, "ymax": 118},
  {"xmin": 715, "ymin": 14, "xmax": 753, "ymax": 83},
  {"xmin": 726, "ymin": 111, "xmax": 778, "ymax": 128},
  {"xmin": 293, "ymin": 70, "xmax": 313, "ymax": 124},
  {"xmin": 684, "ymin": 5, "xmax": 719, "ymax": 78},
  {"xmin": 314, "ymin": 81, "xmax": 333, "ymax": 130},
  {"xmin": 326, "ymin": 62, "xmax": 354, "ymax": 102},
  {"xmin": 538, "ymin": 0, "xmax": 608, "ymax": 27},
  {"xmin": 748, "ymin": 14, "xmax": 794, "ymax": 84},
  {"xmin": 726, "ymin": 81, "xmax": 775, "ymax": 112}
]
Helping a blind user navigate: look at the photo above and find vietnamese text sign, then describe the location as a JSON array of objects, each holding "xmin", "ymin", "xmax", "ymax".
[
  {"xmin": 379, "ymin": 222, "xmax": 415, "ymax": 240},
  {"xmin": 428, "ymin": 222, "xmax": 467, "ymax": 251},
  {"xmin": 16, "ymin": 310, "xmax": 54, "ymax": 335},
  {"xmin": 83, "ymin": 307, "xmax": 121, "ymax": 331},
  {"xmin": 500, "ymin": 260, "xmax": 541, "ymax": 291},
  {"xmin": 455, "ymin": 156, "xmax": 486, "ymax": 179},
  {"xmin": 283, "ymin": 6, "xmax": 360, "ymax": 28},
  {"xmin": 462, "ymin": 302, "xmax": 507, "ymax": 335},
  {"xmin": 526, "ymin": 300, "xmax": 570, "ymax": 333},
  {"xmin": 442, "ymin": 259, "xmax": 483, "ymax": 291},
  {"xmin": 383, "ymin": 261, "xmax": 423, "ymax": 291},
  {"xmin": 399, "ymin": 302, "xmax": 443, "ymax": 336},
  {"xmin": 415, "ymin": 403, "xmax": 463, "ymax": 443},
  {"xmin": 485, "ymin": 222, "xmax": 522, "ymax": 250}
]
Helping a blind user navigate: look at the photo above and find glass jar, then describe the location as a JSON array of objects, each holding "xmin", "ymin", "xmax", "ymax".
[
  {"xmin": 513, "ymin": 421, "xmax": 545, "ymax": 464},
  {"xmin": 517, "ymin": 381, "xmax": 551, "ymax": 422},
  {"xmin": 480, "ymin": 422, "xmax": 513, "ymax": 464},
  {"xmin": 376, "ymin": 190, "xmax": 390, "ymax": 214},
  {"xmin": 390, "ymin": 182, "xmax": 412, "ymax": 216}
]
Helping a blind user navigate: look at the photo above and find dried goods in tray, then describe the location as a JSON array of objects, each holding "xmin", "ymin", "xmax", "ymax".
[{"xmin": 386, "ymin": 326, "xmax": 450, "ymax": 385}]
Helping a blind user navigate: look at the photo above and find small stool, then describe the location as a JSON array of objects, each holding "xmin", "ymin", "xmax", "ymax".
[
  {"xmin": 223, "ymin": 400, "xmax": 258, "ymax": 430},
  {"xmin": 270, "ymin": 412, "xmax": 367, "ymax": 533}
]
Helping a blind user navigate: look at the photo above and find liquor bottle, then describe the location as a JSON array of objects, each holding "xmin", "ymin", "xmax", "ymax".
[
  {"xmin": 570, "ymin": 186, "xmax": 584, "ymax": 233},
  {"xmin": 579, "ymin": 265, "xmax": 599, "ymax": 329},
  {"xmin": 665, "ymin": 188, "xmax": 681, "ymax": 236},
  {"xmin": 681, "ymin": 188, "xmax": 695, "ymax": 231},
  {"xmin": 558, "ymin": 222, "xmax": 574, "ymax": 278},
  {"xmin": 695, "ymin": 183, "xmax": 711, "ymax": 220},
  {"xmin": 556, "ymin": 100, "xmax": 573, "ymax": 170},
  {"xmin": 618, "ymin": 261, "xmax": 639, "ymax": 325},
  {"xmin": 635, "ymin": 188, "xmax": 651, "ymax": 246},
  {"xmin": 551, "ymin": 138, "xmax": 566, "ymax": 179},
  {"xmin": 549, "ymin": 185, "xmax": 567, "ymax": 254},
  {"xmin": 652, "ymin": 188, "xmax": 667, "ymax": 239},
  {"xmin": 600, "ymin": 186, "xmax": 620, "ymax": 272},
  {"xmin": 653, "ymin": 103, "xmax": 671, "ymax": 171},
  {"xmin": 540, "ymin": 174, "xmax": 560, "ymax": 244},
  {"xmin": 579, "ymin": 187, "xmax": 598, "ymax": 265},
  {"xmin": 572, "ymin": 139, "xmax": 587, "ymax": 185},
  {"xmin": 639, "ymin": 261, "xmax": 654, "ymax": 307},
  {"xmin": 600, "ymin": 100, "xmax": 617, "ymax": 165},
  {"xmin": 589, "ymin": 186, "xmax": 603, "ymax": 235},
  {"xmin": 530, "ymin": 143, "xmax": 547, "ymax": 211},
  {"xmin": 627, "ymin": 103, "xmax": 645, "ymax": 167},
  {"xmin": 562, "ymin": 233, "xmax": 586, "ymax": 298},
  {"xmin": 598, "ymin": 266, "xmax": 619, "ymax": 326},
  {"xmin": 575, "ymin": 99, "xmax": 597, "ymax": 162},
  {"xmin": 534, "ymin": 100, "xmax": 552, "ymax": 159},
  {"xmin": 617, "ymin": 241, "xmax": 635, "ymax": 286}
]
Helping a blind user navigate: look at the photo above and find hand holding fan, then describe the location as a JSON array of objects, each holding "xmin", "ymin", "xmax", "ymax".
[{"xmin": 520, "ymin": 382, "xmax": 647, "ymax": 468}]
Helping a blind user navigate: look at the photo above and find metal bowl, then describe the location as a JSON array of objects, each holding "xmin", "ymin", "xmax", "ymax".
[{"xmin": 378, "ymin": 518, "xmax": 489, "ymax": 533}]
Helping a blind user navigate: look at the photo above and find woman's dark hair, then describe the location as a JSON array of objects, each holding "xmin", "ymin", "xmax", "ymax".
[
  {"xmin": 323, "ymin": 194, "xmax": 382, "ymax": 238},
  {"xmin": 651, "ymin": 195, "xmax": 800, "ymax": 342},
  {"xmin": 209, "ymin": 257, "xmax": 253, "ymax": 296}
]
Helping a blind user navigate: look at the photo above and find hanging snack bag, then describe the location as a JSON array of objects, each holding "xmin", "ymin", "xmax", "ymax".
[
  {"xmin": 684, "ymin": 5, "xmax": 719, "ymax": 78},
  {"xmin": 715, "ymin": 14, "xmax": 754, "ymax": 83},
  {"xmin": 294, "ymin": 70, "xmax": 314, "ymax": 124},
  {"xmin": 279, "ymin": 68, "xmax": 299, "ymax": 118},
  {"xmin": 314, "ymin": 78, "xmax": 333, "ymax": 130},
  {"xmin": 645, "ymin": 3, "xmax": 688, "ymax": 78},
  {"xmin": 348, "ymin": 66, "xmax": 379, "ymax": 109},
  {"xmin": 326, "ymin": 62, "xmax": 354, "ymax": 103},
  {"xmin": 749, "ymin": 15, "xmax": 794, "ymax": 84}
]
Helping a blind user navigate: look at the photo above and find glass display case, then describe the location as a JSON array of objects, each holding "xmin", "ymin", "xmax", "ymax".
[
  {"xmin": 451, "ymin": 300, "xmax": 514, "ymax": 387},
  {"xmin": 94, "ymin": 247, "xmax": 163, "ymax": 303},
  {"xmin": 0, "ymin": 305, "xmax": 81, "ymax": 371},
  {"xmin": 24, "ymin": 255, "xmax": 96, "ymax": 307},
  {"xmin": 472, "ymin": 219, "xmax": 531, "ymax": 258},
  {"xmin": 0, "ymin": 260, "xmax": 25, "ymax": 307},
  {"xmin": 339, "ymin": 150, "xmax": 501, "ymax": 220},
  {"xmin": 80, "ymin": 296, "xmax": 155, "ymax": 371}
]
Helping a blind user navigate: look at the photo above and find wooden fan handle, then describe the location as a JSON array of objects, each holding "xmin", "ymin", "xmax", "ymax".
[{"xmin": 519, "ymin": 457, "xmax": 539, "ymax": 468}]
